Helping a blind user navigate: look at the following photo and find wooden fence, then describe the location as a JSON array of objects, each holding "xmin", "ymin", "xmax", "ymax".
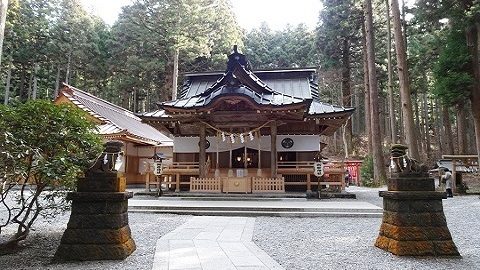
[
  {"xmin": 190, "ymin": 177, "xmax": 222, "ymax": 192},
  {"xmin": 252, "ymin": 177, "xmax": 285, "ymax": 193}
]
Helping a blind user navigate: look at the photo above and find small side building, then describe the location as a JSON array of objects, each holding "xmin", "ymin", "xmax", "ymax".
[{"xmin": 55, "ymin": 84, "xmax": 173, "ymax": 185}]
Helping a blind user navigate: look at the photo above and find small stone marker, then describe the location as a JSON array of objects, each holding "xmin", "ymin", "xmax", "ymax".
[
  {"xmin": 54, "ymin": 141, "xmax": 136, "ymax": 261},
  {"xmin": 375, "ymin": 145, "xmax": 460, "ymax": 256}
]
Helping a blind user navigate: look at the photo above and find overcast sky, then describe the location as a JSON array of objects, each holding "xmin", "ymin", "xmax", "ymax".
[{"xmin": 79, "ymin": 0, "xmax": 323, "ymax": 30}]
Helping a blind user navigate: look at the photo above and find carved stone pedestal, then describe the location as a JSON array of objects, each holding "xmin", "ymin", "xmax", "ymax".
[
  {"xmin": 375, "ymin": 173, "xmax": 460, "ymax": 256},
  {"xmin": 55, "ymin": 141, "xmax": 136, "ymax": 261}
]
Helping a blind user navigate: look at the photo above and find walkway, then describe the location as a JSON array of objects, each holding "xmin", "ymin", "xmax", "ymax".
[{"xmin": 152, "ymin": 216, "xmax": 284, "ymax": 270}]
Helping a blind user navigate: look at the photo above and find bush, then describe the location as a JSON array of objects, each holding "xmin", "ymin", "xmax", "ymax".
[
  {"xmin": 360, "ymin": 155, "xmax": 375, "ymax": 187},
  {"xmin": 0, "ymin": 101, "xmax": 102, "ymax": 253}
]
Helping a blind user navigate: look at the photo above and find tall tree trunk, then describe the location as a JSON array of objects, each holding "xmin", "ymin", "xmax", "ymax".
[
  {"xmin": 27, "ymin": 71, "xmax": 33, "ymax": 100},
  {"xmin": 32, "ymin": 64, "xmax": 38, "ymax": 100},
  {"xmin": 422, "ymin": 93, "xmax": 431, "ymax": 159},
  {"xmin": 3, "ymin": 62, "xmax": 11, "ymax": 105},
  {"xmin": 456, "ymin": 101, "xmax": 468, "ymax": 154},
  {"xmin": 65, "ymin": 52, "xmax": 71, "ymax": 84},
  {"xmin": 172, "ymin": 48, "xmax": 179, "ymax": 100},
  {"xmin": 19, "ymin": 68, "xmax": 26, "ymax": 100},
  {"xmin": 380, "ymin": 96, "xmax": 386, "ymax": 143},
  {"xmin": 467, "ymin": 23, "xmax": 480, "ymax": 166},
  {"xmin": 435, "ymin": 98, "xmax": 446, "ymax": 157},
  {"xmin": 341, "ymin": 38, "xmax": 352, "ymax": 156},
  {"xmin": 390, "ymin": 0, "xmax": 420, "ymax": 160},
  {"xmin": 133, "ymin": 88, "xmax": 138, "ymax": 113},
  {"xmin": 401, "ymin": 0, "xmax": 408, "ymax": 50},
  {"xmin": 54, "ymin": 65, "xmax": 61, "ymax": 99},
  {"xmin": 362, "ymin": 22, "xmax": 372, "ymax": 155},
  {"xmin": 442, "ymin": 105, "xmax": 455, "ymax": 155},
  {"xmin": 365, "ymin": 0, "xmax": 387, "ymax": 184},
  {"xmin": 354, "ymin": 86, "xmax": 361, "ymax": 136},
  {"xmin": 466, "ymin": 107, "xmax": 475, "ymax": 154},
  {"xmin": 414, "ymin": 93, "xmax": 424, "ymax": 155},
  {"xmin": 385, "ymin": 0, "xmax": 397, "ymax": 143},
  {"xmin": 0, "ymin": 0, "xmax": 8, "ymax": 71},
  {"xmin": 122, "ymin": 90, "xmax": 129, "ymax": 109}
]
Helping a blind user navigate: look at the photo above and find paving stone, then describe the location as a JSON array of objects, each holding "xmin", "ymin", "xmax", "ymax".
[{"xmin": 151, "ymin": 216, "xmax": 284, "ymax": 270}]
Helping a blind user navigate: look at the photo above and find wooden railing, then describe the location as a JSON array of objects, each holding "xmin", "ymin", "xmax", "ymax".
[
  {"xmin": 162, "ymin": 162, "xmax": 200, "ymax": 175},
  {"xmin": 278, "ymin": 161, "xmax": 315, "ymax": 170},
  {"xmin": 190, "ymin": 177, "xmax": 221, "ymax": 192},
  {"xmin": 252, "ymin": 177, "xmax": 285, "ymax": 193}
]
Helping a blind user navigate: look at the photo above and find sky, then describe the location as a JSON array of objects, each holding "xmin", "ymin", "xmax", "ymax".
[{"xmin": 79, "ymin": 0, "xmax": 323, "ymax": 31}]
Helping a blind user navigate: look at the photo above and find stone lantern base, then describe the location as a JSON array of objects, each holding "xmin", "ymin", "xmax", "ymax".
[
  {"xmin": 54, "ymin": 192, "xmax": 136, "ymax": 260},
  {"xmin": 375, "ymin": 173, "xmax": 460, "ymax": 256},
  {"xmin": 54, "ymin": 141, "xmax": 136, "ymax": 261}
]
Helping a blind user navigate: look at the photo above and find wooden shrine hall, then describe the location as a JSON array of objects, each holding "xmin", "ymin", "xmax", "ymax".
[{"xmin": 140, "ymin": 46, "xmax": 354, "ymax": 193}]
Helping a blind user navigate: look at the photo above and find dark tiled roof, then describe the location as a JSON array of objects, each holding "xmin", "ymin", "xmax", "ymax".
[
  {"xmin": 57, "ymin": 84, "xmax": 172, "ymax": 146},
  {"xmin": 163, "ymin": 85, "xmax": 307, "ymax": 109},
  {"xmin": 309, "ymin": 100, "xmax": 355, "ymax": 115},
  {"xmin": 179, "ymin": 69, "xmax": 319, "ymax": 100},
  {"xmin": 142, "ymin": 48, "xmax": 353, "ymax": 119}
]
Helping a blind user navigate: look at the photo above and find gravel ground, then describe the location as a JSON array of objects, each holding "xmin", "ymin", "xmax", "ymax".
[
  {"xmin": 1, "ymin": 186, "xmax": 479, "ymax": 270},
  {"xmin": 253, "ymin": 186, "xmax": 480, "ymax": 270},
  {"xmin": 0, "ymin": 212, "xmax": 190, "ymax": 270}
]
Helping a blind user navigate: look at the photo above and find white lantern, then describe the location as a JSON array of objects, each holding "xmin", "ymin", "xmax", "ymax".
[
  {"xmin": 153, "ymin": 161, "xmax": 163, "ymax": 176},
  {"xmin": 114, "ymin": 153, "xmax": 124, "ymax": 172},
  {"xmin": 313, "ymin": 162, "xmax": 324, "ymax": 177},
  {"xmin": 248, "ymin": 131, "xmax": 254, "ymax": 141}
]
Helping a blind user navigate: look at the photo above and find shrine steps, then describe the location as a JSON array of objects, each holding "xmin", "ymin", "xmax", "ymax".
[
  {"xmin": 133, "ymin": 191, "xmax": 356, "ymax": 200},
  {"xmin": 127, "ymin": 198, "xmax": 382, "ymax": 218}
]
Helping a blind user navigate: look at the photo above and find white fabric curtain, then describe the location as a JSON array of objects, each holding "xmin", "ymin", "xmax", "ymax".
[{"xmin": 173, "ymin": 135, "xmax": 320, "ymax": 153}]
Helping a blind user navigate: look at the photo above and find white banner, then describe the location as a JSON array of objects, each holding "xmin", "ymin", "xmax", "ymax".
[{"xmin": 173, "ymin": 135, "xmax": 320, "ymax": 153}]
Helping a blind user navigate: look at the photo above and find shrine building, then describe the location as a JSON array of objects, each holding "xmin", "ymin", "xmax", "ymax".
[{"xmin": 140, "ymin": 47, "xmax": 354, "ymax": 193}]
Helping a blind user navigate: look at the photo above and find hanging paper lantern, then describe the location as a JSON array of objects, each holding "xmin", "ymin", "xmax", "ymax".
[
  {"xmin": 230, "ymin": 134, "xmax": 235, "ymax": 143},
  {"xmin": 240, "ymin": 133, "xmax": 245, "ymax": 143},
  {"xmin": 221, "ymin": 132, "xmax": 226, "ymax": 142},
  {"xmin": 248, "ymin": 131, "xmax": 254, "ymax": 141}
]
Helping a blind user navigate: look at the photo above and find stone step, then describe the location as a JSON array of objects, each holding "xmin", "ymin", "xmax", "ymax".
[
  {"xmin": 128, "ymin": 208, "xmax": 382, "ymax": 218},
  {"xmin": 135, "ymin": 191, "xmax": 307, "ymax": 198},
  {"xmin": 128, "ymin": 204, "xmax": 382, "ymax": 214}
]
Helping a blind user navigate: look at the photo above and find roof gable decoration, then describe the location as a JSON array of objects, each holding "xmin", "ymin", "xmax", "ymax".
[{"xmin": 200, "ymin": 45, "xmax": 274, "ymax": 98}]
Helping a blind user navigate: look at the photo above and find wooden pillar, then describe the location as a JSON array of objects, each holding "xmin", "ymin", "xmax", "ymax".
[
  {"xmin": 199, "ymin": 123, "xmax": 207, "ymax": 178},
  {"xmin": 270, "ymin": 122, "xmax": 277, "ymax": 178},
  {"xmin": 452, "ymin": 159, "xmax": 457, "ymax": 193},
  {"xmin": 215, "ymin": 136, "xmax": 220, "ymax": 177},
  {"xmin": 175, "ymin": 173, "xmax": 180, "ymax": 192},
  {"xmin": 244, "ymin": 146, "xmax": 247, "ymax": 169},
  {"xmin": 145, "ymin": 171, "xmax": 150, "ymax": 191},
  {"xmin": 306, "ymin": 174, "xmax": 311, "ymax": 192},
  {"xmin": 257, "ymin": 134, "xmax": 262, "ymax": 176}
]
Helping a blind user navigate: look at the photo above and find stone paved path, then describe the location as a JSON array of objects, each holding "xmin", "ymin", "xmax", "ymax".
[{"xmin": 152, "ymin": 216, "xmax": 284, "ymax": 270}]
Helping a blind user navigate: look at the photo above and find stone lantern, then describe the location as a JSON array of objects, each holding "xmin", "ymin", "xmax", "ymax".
[{"xmin": 54, "ymin": 141, "xmax": 136, "ymax": 261}]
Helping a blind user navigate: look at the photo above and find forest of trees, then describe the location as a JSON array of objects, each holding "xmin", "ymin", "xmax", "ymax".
[{"xmin": 1, "ymin": 0, "xmax": 479, "ymax": 184}]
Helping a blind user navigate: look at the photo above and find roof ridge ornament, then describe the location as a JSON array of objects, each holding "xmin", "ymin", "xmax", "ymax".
[{"xmin": 227, "ymin": 45, "xmax": 251, "ymax": 71}]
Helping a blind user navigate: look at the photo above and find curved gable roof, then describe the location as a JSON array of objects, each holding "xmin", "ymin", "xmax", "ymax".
[{"xmin": 56, "ymin": 84, "xmax": 172, "ymax": 146}]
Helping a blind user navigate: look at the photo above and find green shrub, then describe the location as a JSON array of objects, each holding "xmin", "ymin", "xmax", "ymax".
[
  {"xmin": 0, "ymin": 100, "xmax": 102, "ymax": 251},
  {"xmin": 360, "ymin": 155, "xmax": 375, "ymax": 187}
]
